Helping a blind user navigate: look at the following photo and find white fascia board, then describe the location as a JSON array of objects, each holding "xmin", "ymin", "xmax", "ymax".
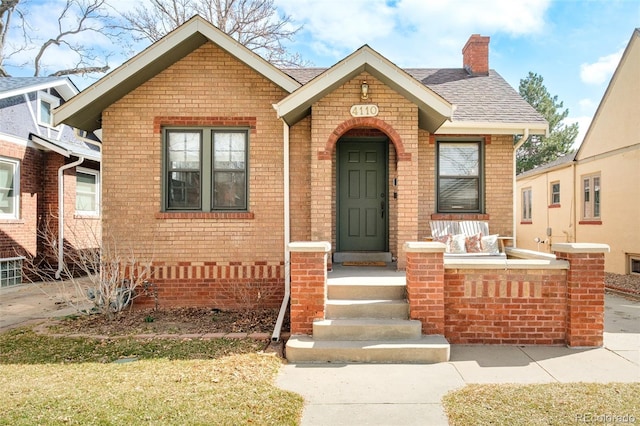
[
  {"xmin": 437, "ymin": 120, "xmax": 549, "ymax": 136},
  {"xmin": 30, "ymin": 134, "xmax": 101, "ymax": 162},
  {"xmin": 275, "ymin": 46, "xmax": 452, "ymax": 122},
  {"xmin": 55, "ymin": 16, "xmax": 300, "ymax": 126},
  {"xmin": 0, "ymin": 78, "xmax": 78, "ymax": 102}
]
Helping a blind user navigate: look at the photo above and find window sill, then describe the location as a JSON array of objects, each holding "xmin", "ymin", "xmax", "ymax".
[
  {"xmin": 548, "ymin": 204, "xmax": 561, "ymax": 209},
  {"xmin": 0, "ymin": 218, "xmax": 23, "ymax": 224},
  {"xmin": 579, "ymin": 220, "xmax": 602, "ymax": 225},
  {"xmin": 431, "ymin": 213, "xmax": 489, "ymax": 220},
  {"xmin": 155, "ymin": 211, "xmax": 255, "ymax": 220},
  {"xmin": 520, "ymin": 220, "xmax": 533, "ymax": 225},
  {"xmin": 74, "ymin": 214, "xmax": 100, "ymax": 219}
]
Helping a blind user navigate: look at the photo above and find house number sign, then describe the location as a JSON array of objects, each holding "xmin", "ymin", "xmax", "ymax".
[{"xmin": 350, "ymin": 104, "xmax": 379, "ymax": 117}]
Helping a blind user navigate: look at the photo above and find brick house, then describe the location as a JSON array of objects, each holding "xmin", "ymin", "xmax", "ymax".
[
  {"xmin": 56, "ymin": 17, "xmax": 611, "ymax": 357},
  {"xmin": 55, "ymin": 16, "xmax": 549, "ymax": 307},
  {"xmin": 0, "ymin": 77, "xmax": 101, "ymax": 285}
]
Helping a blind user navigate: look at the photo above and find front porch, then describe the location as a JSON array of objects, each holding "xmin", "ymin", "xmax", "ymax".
[{"xmin": 286, "ymin": 242, "xmax": 610, "ymax": 363}]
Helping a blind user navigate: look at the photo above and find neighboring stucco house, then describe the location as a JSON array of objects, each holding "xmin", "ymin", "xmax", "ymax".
[
  {"xmin": 516, "ymin": 28, "xmax": 640, "ymax": 275},
  {"xmin": 0, "ymin": 77, "xmax": 101, "ymax": 285},
  {"xmin": 55, "ymin": 16, "xmax": 547, "ymax": 309}
]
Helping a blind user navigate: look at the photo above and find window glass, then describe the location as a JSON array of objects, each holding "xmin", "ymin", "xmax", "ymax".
[
  {"xmin": 582, "ymin": 174, "xmax": 601, "ymax": 220},
  {"xmin": 40, "ymin": 100, "xmax": 52, "ymax": 125},
  {"xmin": 522, "ymin": 188, "xmax": 532, "ymax": 221},
  {"xmin": 213, "ymin": 132, "xmax": 247, "ymax": 210},
  {"xmin": 437, "ymin": 142, "xmax": 481, "ymax": 212},
  {"xmin": 167, "ymin": 131, "xmax": 201, "ymax": 209},
  {"xmin": 76, "ymin": 171, "xmax": 99, "ymax": 214},
  {"xmin": 593, "ymin": 176, "xmax": 600, "ymax": 218},
  {"xmin": 0, "ymin": 159, "xmax": 18, "ymax": 218},
  {"xmin": 551, "ymin": 182, "xmax": 560, "ymax": 204}
]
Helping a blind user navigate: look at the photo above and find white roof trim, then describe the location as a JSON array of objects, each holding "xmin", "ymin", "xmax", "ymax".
[
  {"xmin": 274, "ymin": 45, "xmax": 453, "ymax": 129},
  {"xmin": 437, "ymin": 120, "xmax": 549, "ymax": 136},
  {"xmin": 30, "ymin": 134, "xmax": 101, "ymax": 162},
  {"xmin": 55, "ymin": 16, "xmax": 300, "ymax": 128},
  {"xmin": 0, "ymin": 78, "xmax": 78, "ymax": 101}
]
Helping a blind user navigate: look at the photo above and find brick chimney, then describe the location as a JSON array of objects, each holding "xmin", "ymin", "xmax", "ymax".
[{"xmin": 462, "ymin": 34, "xmax": 490, "ymax": 76}]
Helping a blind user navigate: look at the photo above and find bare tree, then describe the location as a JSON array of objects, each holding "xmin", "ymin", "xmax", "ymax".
[
  {"xmin": 117, "ymin": 0, "xmax": 306, "ymax": 67},
  {"xmin": 0, "ymin": 0, "xmax": 118, "ymax": 77}
]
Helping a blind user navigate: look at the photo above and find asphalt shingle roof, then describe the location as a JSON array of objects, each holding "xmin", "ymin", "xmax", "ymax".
[
  {"xmin": 282, "ymin": 67, "xmax": 545, "ymax": 125},
  {"xmin": 0, "ymin": 77, "xmax": 64, "ymax": 95}
]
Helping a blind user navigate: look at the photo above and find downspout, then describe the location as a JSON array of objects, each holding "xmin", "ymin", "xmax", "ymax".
[
  {"xmin": 272, "ymin": 119, "xmax": 291, "ymax": 342},
  {"xmin": 513, "ymin": 129, "xmax": 529, "ymax": 248},
  {"xmin": 55, "ymin": 156, "xmax": 85, "ymax": 279}
]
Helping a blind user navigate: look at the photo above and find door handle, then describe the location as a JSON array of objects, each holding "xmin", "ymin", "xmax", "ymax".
[{"xmin": 381, "ymin": 201, "xmax": 385, "ymax": 218}]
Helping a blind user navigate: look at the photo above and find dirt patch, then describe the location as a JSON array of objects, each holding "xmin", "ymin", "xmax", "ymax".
[{"xmin": 43, "ymin": 307, "xmax": 288, "ymax": 337}]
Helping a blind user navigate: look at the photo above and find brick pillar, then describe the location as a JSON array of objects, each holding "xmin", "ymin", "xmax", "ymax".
[
  {"xmin": 404, "ymin": 242, "xmax": 446, "ymax": 335},
  {"xmin": 288, "ymin": 242, "xmax": 331, "ymax": 335},
  {"xmin": 553, "ymin": 243, "xmax": 610, "ymax": 347}
]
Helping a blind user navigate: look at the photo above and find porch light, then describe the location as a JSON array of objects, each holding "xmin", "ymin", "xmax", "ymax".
[{"xmin": 360, "ymin": 80, "xmax": 369, "ymax": 100}]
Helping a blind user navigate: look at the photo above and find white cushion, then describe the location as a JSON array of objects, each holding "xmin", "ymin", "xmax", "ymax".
[
  {"xmin": 482, "ymin": 234, "xmax": 499, "ymax": 254},
  {"xmin": 450, "ymin": 234, "xmax": 467, "ymax": 254}
]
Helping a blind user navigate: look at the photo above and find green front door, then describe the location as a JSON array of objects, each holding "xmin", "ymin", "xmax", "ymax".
[{"xmin": 337, "ymin": 140, "xmax": 388, "ymax": 252}]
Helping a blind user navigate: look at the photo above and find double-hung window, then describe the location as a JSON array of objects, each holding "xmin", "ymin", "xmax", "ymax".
[
  {"xmin": 582, "ymin": 174, "xmax": 601, "ymax": 220},
  {"xmin": 76, "ymin": 168, "xmax": 100, "ymax": 216},
  {"xmin": 165, "ymin": 128, "xmax": 248, "ymax": 211},
  {"xmin": 437, "ymin": 141, "xmax": 482, "ymax": 212},
  {"xmin": 0, "ymin": 157, "xmax": 19, "ymax": 219},
  {"xmin": 550, "ymin": 181, "xmax": 560, "ymax": 205}
]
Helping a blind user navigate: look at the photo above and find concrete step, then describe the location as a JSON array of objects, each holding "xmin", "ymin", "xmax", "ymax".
[
  {"xmin": 313, "ymin": 318, "xmax": 422, "ymax": 341},
  {"xmin": 325, "ymin": 299, "xmax": 409, "ymax": 319},
  {"xmin": 286, "ymin": 335, "xmax": 450, "ymax": 363},
  {"xmin": 327, "ymin": 283, "xmax": 406, "ymax": 300},
  {"xmin": 333, "ymin": 252, "xmax": 392, "ymax": 263}
]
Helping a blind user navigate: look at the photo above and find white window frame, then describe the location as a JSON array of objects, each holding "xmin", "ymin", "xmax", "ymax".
[
  {"xmin": 522, "ymin": 187, "xmax": 532, "ymax": 221},
  {"xmin": 37, "ymin": 91, "xmax": 60, "ymax": 127},
  {"xmin": 0, "ymin": 157, "xmax": 20, "ymax": 219},
  {"xmin": 75, "ymin": 167, "xmax": 100, "ymax": 216},
  {"xmin": 582, "ymin": 173, "xmax": 601, "ymax": 220},
  {"xmin": 550, "ymin": 181, "xmax": 560, "ymax": 205}
]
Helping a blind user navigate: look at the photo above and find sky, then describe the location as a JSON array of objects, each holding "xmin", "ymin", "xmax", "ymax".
[{"xmin": 7, "ymin": 0, "xmax": 640, "ymax": 149}]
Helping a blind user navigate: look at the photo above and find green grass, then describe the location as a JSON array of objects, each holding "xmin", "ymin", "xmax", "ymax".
[
  {"xmin": 0, "ymin": 328, "xmax": 303, "ymax": 425},
  {"xmin": 443, "ymin": 383, "xmax": 640, "ymax": 425}
]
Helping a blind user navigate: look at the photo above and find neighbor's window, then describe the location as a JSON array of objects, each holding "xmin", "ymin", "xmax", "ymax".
[
  {"xmin": 630, "ymin": 256, "xmax": 640, "ymax": 275},
  {"xmin": 0, "ymin": 157, "xmax": 19, "ymax": 219},
  {"xmin": 165, "ymin": 128, "xmax": 248, "ymax": 211},
  {"xmin": 437, "ymin": 141, "xmax": 482, "ymax": 212},
  {"xmin": 37, "ymin": 92, "xmax": 60, "ymax": 127},
  {"xmin": 522, "ymin": 188, "xmax": 532, "ymax": 222},
  {"xmin": 76, "ymin": 168, "xmax": 99, "ymax": 216},
  {"xmin": 582, "ymin": 174, "xmax": 601, "ymax": 220},
  {"xmin": 550, "ymin": 181, "xmax": 560, "ymax": 205}
]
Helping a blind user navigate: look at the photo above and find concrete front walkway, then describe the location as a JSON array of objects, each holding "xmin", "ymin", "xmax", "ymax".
[{"xmin": 276, "ymin": 293, "xmax": 640, "ymax": 426}]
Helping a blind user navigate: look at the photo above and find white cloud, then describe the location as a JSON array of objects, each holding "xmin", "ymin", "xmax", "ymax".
[
  {"xmin": 578, "ymin": 98, "xmax": 597, "ymax": 112},
  {"xmin": 566, "ymin": 115, "xmax": 592, "ymax": 150},
  {"xmin": 580, "ymin": 49, "xmax": 623, "ymax": 85},
  {"xmin": 276, "ymin": 0, "xmax": 551, "ymax": 66}
]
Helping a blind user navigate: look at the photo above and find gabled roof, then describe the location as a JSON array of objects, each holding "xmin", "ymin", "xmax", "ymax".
[
  {"xmin": 283, "ymin": 67, "xmax": 547, "ymax": 135},
  {"xmin": 0, "ymin": 77, "xmax": 78, "ymax": 101},
  {"xmin": 575, "ymin": 28, "xmax": 640, "ymax": 160},
  {"xmin": 55, "ymin": 15, "xmax": 301, "ymax": 132},
  {"xmin": 274, "ymin": 45, "xmax": 454, "ymax": 133}
]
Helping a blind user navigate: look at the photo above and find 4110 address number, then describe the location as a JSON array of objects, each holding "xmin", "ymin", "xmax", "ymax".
[{"xmin": 350, "ymin": 104, "xmax": 379, "ymax": 117}]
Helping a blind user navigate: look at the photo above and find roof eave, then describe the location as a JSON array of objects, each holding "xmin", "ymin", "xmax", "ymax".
[
  {"xmin": 30, "ymin": 134, "xmax": 101, "ymax": 162},
  {"xmin": 55, "ymin": 16, "xmax": 300, "ymax": 132},
  {"xmin": 436, "ymin": 120, "xmax": 549, "ymax": 136},
  {"xmin": 0, "ymin": 78, "xmax": 78, "ymax": 101},
  {"xmin": 274, "ymin": 47, "xmax": 453, "ymax": 133}
]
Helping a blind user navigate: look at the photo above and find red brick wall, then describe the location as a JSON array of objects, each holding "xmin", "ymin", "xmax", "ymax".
[
  {"xmin": 0, "ymin": 141, "xmax": 41, "ymax": 259},
  {"xmin": 444, "ymin": 268, "xmax": 567, "ymax": 344},
  {"xmin": 289, "ymin": 250, "xmax": 327, "ymax": 335}
]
